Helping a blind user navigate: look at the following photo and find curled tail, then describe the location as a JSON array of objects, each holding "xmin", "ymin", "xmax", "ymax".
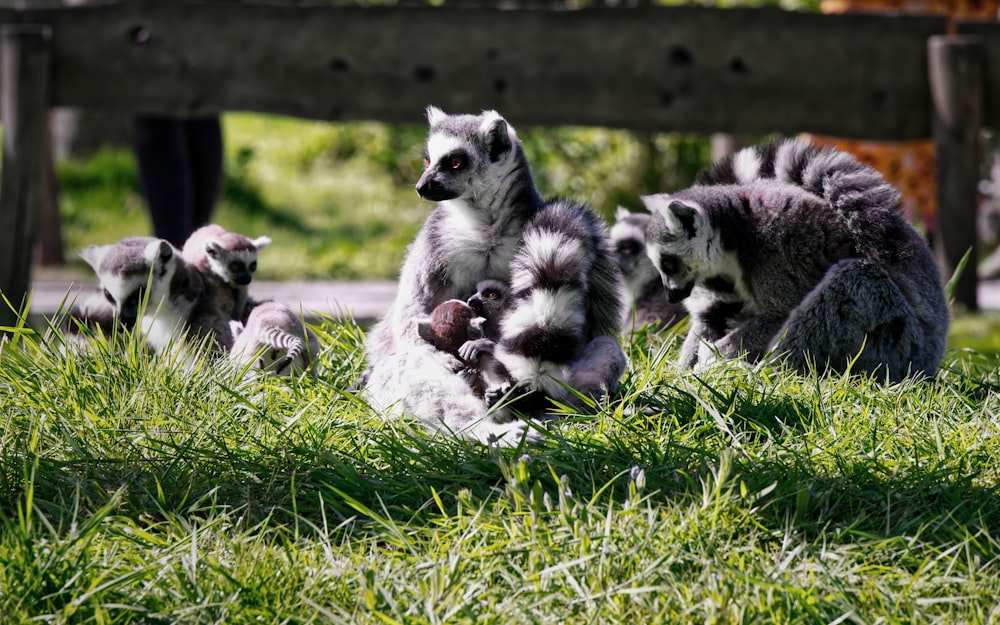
[
  {"xmin": 258, "ymin": 327, "xmax": 306, "ymax": 374},
  {"xmin": 697, "ymin": 139, "xmax": 901, "ymax": 215},
  {"xmin": 500, "ymin": 199, "xmax": 623, "ymax": 362}
]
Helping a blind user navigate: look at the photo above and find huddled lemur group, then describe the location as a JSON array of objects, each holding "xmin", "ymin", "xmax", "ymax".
[
  {"xmin": 62, "ymin": 106, "xmax": 951, "ymax": 445},
  {"xmin": 361, "ymin": 108, "xmax": 948, "ymax": 445},
  {"xmin": 70, "ymin": 224, "xmax": 318, "ymax": 376}
]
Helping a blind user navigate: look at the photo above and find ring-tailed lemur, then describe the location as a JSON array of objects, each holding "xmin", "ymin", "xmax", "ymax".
[
  {"xmin": 362, "ymin": 107, "xmax": 626, "ymax": 445},
  {"xmin": 80, "ymin": 237, "xmax": 214, "ymax": 353},
  {"xmin": 417, "ymin": 279, "xmax": 518, "ymax": 401},
  {"xmin": 230, "ymin": 301, "xmax": 318, "ymax": 376},
  {"xmin": 643, "ymin": 138, "xmax": 949, "ymax": 381},
  {"xmin": 609, "ymin": 206, "xmax": 687, "ymax": 331},
  {"xmin": 182, "ymin": 224, "xmax": 271, "ymax": 322},
  {"xmin": 417, "ymin": 298, "xmax": 496, "ymax": 397}
]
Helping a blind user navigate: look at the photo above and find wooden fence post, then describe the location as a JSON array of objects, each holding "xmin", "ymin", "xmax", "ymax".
[
  {"xmin": 0, "ymin": 25, "xmax": 51, "ymax": 330},
  {"xmin": 929, "ymin": 35, "xmax": 983, "ymax": 312}
]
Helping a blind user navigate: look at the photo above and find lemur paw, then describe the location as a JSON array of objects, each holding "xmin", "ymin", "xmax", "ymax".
[{"xmin": 459, "ymin": 338, "xmax": 495, "ymax": 362}]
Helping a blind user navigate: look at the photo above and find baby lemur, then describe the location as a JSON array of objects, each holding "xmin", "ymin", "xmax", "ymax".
[
  {"xmin": 182, "ymin": 224, "xmax": 271, "ymax": 322},
  {"xmin": 417, "ymin": 279, "xmax": 516, "ymax": 400},
  {"xmin": 643, "ymin": 139, "xmax": 949, "ymax": 381},
  {"xmin": 230, "ymin": 301, "xmax": 318, "ymax": 376}
]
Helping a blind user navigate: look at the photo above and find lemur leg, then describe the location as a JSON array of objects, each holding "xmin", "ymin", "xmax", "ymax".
[
  {"xmin": 364, "ymin": 345, "xmax": 538, "ymax": 446},
  {"xmin": 712, "ymin": 314, "xmax": 787, "ymax": 364},
  {"xmin": 556, "ymin": 336, "xmax": 628, "ymax": 409},
  {"xmin": 768, "ymin": 258, "xmax": 927, "ymax": 382}
]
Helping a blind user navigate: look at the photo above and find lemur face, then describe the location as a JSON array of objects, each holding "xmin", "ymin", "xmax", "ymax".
[
  {"xmin": 206, "ymin": 243, "xmax": 258, "ymax": 286},
  {"xmin": 609, "ymin": 208, "xmax": 653, "ymax": 280},
  {"xmin": 81, "ymin": 237, "xmax": 176, "ymax": 325},
  {"xmin": 415, "ymin": 107, "xmax": 516, "ymax": 203},
  {"xmin": 467, "ymin": 279, "xmax": 508, "ymax": 321},
  {"xmin": 203, "ymin": 234, "xmax": 270, "ymax": 286},
  {"xmin": 642, "ymin": 195, "xmax": 711, "ymax": 304}
]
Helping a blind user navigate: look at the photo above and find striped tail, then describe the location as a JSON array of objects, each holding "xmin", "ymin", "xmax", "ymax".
[
  {"xmin": 259, "ymin": 327, "xmax": 306, "ymax": 374},
  {"xmin": 697, "ymin": 139, "xmax": 901, "ymax": 215}
]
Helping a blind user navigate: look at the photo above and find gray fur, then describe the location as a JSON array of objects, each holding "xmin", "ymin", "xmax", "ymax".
[
  {"xmin": 609, "ymin": 206, "xmax": 687, "ymax": 331},
  {"xmin": 362, "ymin": 107, "xmax": 626, "ymax": 445},
  {"xmin": 79, "ymin": 236, "xmax": 224, "ymax": 353},
  {"xmin": 182, "ymin": 224, "xmax": 271, "ymax": 322},
  {"xmin": 230, "ymin": 301, "xmax": 318, "ymax": 376},
  {"xmin": 643, "ymin": 139, "xmax": 949, "ymax": 382}
]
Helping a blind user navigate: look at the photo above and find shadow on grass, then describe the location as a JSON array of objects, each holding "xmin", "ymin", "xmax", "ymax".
[{"xmin": 5, "ymin": 399, "xmax": 999, "ymax": 558}]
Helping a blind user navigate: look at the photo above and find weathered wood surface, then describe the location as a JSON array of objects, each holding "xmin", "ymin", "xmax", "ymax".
[
  {"xmin": 956, "ymin": 21, "xmax": 1000, "ymax": 130},
  {"xmin": 0, "ymin": 25, "xmax": 50, "ymax": 329},
  {"xmin": 930, "ymin": 35, "xmax": 984, "ymax": 311},
  {"xmin": 3, "ymin": 2, "xmax": 946, "ymax": 138}
]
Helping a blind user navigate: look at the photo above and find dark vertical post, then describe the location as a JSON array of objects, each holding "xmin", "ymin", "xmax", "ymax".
[
  {"xmin": 929, "ymin": 35, "xmax": 983, "ymax": 312},
  {"xmin": 0, "ymin": 25, "xmax": 52, "ymax": 330}
]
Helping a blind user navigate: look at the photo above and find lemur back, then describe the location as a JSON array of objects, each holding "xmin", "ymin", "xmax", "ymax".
[
  {"xmin": 609, "ymin": 207, "xmax": 687, "ymax": 331},
  {"xmin": 182, "ymin": 224, "xmax": 271, "ymax": 321},
  {"xmin": 362, "ymin": 107, "xmax": 626, "ymax": 444},
  {"xmin": 643, "ymin": 139, "xmax": 948, "ymax": 381},
  {"xmin": 230, "ymin": 301, "xmax": 318, "ymax": 376},
  {"xmin": 80, "ymin": 237, "xmax": 209, "ymax": 353}
]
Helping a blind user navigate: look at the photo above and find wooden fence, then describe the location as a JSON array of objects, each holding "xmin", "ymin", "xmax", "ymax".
[{"xmin": 0, "ymin": 1, "xmax": 997, "ymax": 329}]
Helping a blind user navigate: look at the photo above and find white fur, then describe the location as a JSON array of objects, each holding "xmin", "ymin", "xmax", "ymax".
[
  {"xmin": 733, "ymin": 149, "xmax": 762, "ymax": 184},
  {"xmin": 426, "ymin": 134, "xmax": 465, "ymax": 165},
  {"xmin": 426, "ymin": 105, "xmax": 447, "ymax": 126},
  {"xmin": 773, "ymin": 140, "xmax": 804, "ymax": 184},
  {"xmin": 501, "ymin": 287, "xmax": 585, "ymax": 339},
  {"xmin": 438, "ymin": 200, "xmax": 520, "ymax": 290},
  {"xmin": 510, "ymin": 230, "xmax": 587, "ymax": 295}
]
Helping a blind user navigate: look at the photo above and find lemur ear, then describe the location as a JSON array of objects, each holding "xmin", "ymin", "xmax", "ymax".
[
  {"xmin": 251, "ymin": 236, "xmax": 272, "ymax": 251},
  {"xmin": 145, "ymin": 240, "xmax": 174, "ymax": 266},
  {"xmin": 480, "ymin": 112, "xmax": 513, "ymax": 163},
  {"xmin": 205, "ymin": 240, "xmax": 224, "ymax": 259},
  {"xmin": 426, "ymin": 105, "xmax": 447, "ymax": 126},
  {"xmin": 667, "ymin": 201, "xmax": 699, "ymax": 238},
  {"xmin": 79, "ymin": 244, "xmax": 106, "ymax": 271},
  {"xmin": 416, "ymin": 318, "xmax": 434, "ymax": 343},
  {"xmin": 641, "ymin": 195, "xmax": 700, "ymax": 239},
  {"xmin": 614, "ymin": 206, "xmax": 631, "ymax": 221}
]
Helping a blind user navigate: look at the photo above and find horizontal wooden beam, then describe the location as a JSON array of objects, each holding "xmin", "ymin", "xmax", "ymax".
[{"xmin": 4, "ymin": 2, "xmax": 947, "ymax": 139}]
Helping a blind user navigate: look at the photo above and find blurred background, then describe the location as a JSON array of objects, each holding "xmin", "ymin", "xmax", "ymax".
[{"xmin": 34, "ymin": 0, "xmax": 1000, "ymax": 352}]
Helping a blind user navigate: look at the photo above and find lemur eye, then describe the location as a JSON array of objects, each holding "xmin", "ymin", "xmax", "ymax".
[
  {"xmin": 660, "ymin": 255, "xmax": 680, "ymax": 274},
  {"xmin": 485, "ymin": 289, "xmax": 499, "ymax": 300},
  {"xmin": 450, "ymin": 156, "xmax": 465, "ymax": 170},
  {"xmin": 423, "ymin": 157, "xmax": 430, "ymax": 169},
  {"xmin": 102, "ymin": 288, "xmax": 116, "ymax": 305},
  {"xmin": 248, "ymin": 261, "xmax": 257, "ymax": 273},
  {"xmin": 229, "ymin": 261, "xmax": 244, "ymax": 273}
]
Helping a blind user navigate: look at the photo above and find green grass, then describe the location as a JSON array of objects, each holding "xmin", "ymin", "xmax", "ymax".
[
  {"xmin": 36, "ymin": 111, "xmax": 1000, "ymax": 621},
  {"xmin": 58, "ymin": 114, "xmax": 431, "ymax": 281},
  {"xmin": 2, "ymin": 310, "xmax": 1000, "ymax": 623}
]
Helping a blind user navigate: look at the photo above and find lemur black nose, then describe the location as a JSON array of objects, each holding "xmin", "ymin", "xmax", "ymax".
[
  {"xmin": 416, "ymin": 176, "xmax": 457, "ymax": 202},
  {"xmin": 666, "ymin": 283, "xmax": 694, "ymax": 303}
]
